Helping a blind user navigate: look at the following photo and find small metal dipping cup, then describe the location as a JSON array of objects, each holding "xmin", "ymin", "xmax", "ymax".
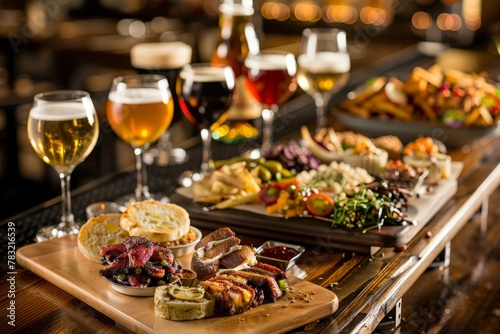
[
  {"xmin": 85, "ymin": 202, "xmax": 124, "ymax": 219},
  {"xmin": 180, "ymin": 269, "xmax": 198, "ymax": 287}
]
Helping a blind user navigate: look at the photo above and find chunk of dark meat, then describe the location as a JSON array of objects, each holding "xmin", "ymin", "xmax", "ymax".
[
  {"xmin": 99, "ymin": 255, "xmax": 129, "ymax": 278},
  {"xmin": 143, "ymin": 261, "xmax": 166, "ymax": 278},
  {"xmin": 150, "ymin": 244, "xmax": 174, "ymax": 264},
  {"xmin": 99, "ymin": 243, "xmax": 127, "ymax": 259},
  {"xmin": 128, "ymin": 242, "xmax": 153, "ymax": 268},
  {"xmin": 230, "ymin": 270, "xmax": 283, "ymax": 302},
  {"xmin": 127, "ymin": 273, "xmax": 151, "ymax": 287},
  {"xmin": 253, "ymin": 262, "xmax": 288, "ymax": 280}
]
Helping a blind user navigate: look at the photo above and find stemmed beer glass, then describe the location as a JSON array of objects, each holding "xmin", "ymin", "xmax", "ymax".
[
  {"xmin": 244, "ymin": 50, "xmax": 297, "ymax": 155},
  {"xmin": 106, "ymin": 74, "xmax": 174, "ymax": 206},
  {"xmin": 177, "ymin": 63, "xmax": 235, "ymax": 186},
  {"xmin": 298, "ymin": 28, "xmax": 351, "ymax": 131},
  {"xmin": 27, "ymin": 90, "xmax": 99, "ymax": 242}
]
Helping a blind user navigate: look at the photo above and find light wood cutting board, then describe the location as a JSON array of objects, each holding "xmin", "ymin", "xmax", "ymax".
[{"xmin": 17, "ymin": 235, "xmax": 339, "ymax": 334}]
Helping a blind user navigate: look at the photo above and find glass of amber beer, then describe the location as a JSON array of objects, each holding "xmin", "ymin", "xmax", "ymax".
[
  {"xmin": 106, "ymin": 74, "xmax": 174, "ymax": 205},
  {"xmin": 27, "ymin": 90, "xmax": 99, "ymax": 242},
  {"xmin": 244, "ymin": 50, "xmax": 297, "ymax": 155}
]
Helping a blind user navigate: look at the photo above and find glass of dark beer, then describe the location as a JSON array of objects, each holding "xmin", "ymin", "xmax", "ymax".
[{"xmin": 177, "ymin": 63, "xmax": 235, "ymax": 186}]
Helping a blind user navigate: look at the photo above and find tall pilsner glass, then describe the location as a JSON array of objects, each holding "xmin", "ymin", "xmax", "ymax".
[
  {"xmin": 27, "ymin": 90, "xmax": 99, "ymax": 242},
  {"xmin": 244, "ymin": 50, "xmax": 297, "ymax": 155},
  {"xmin": 177, "ymin": 64, "xmax": 235, "ymax": 187},
  {"xmin": 298, "ymin": 28, "xmax": 350, "ymax": 131},
  {"xmin": 106, "ymin": 74, "xmax": 174, "ymax": 206}
]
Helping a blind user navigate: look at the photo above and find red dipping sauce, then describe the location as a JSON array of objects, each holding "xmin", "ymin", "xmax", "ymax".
[{"xmin": 260, "ymin": 246, "xmax": 298, "ymax": 261}]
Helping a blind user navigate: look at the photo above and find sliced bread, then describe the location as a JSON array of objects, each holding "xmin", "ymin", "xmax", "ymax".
[
  {"xmin": 77, "ymin": 213, "xmax": 129, "ymax": 263},
  {"xmin": 154, "ymin": 284, "xmax": 215, "ymax": 321},
  {"xmin": 120, "ymin": 201, "xmax": 190, "ymax": 243}
]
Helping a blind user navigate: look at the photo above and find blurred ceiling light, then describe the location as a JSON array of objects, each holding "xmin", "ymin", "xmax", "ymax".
[
  {"xmin": 412, "ymin": 11, "xmax": 433, "ymax": 30},
  {"xmin": 360, "ymin": 7, "xmax": 387, "ymax": 26},
  {"xmin": 129, "ymin": 20, "xmax": 146, "ymax": 38},
  {"xmin": 293, "ymin": 2, "xmax": 322, "ymax": 22},
  {"xmin": 150, "ymin": 17, "xmax": 169, "ymax": 33},
  {"xmin": 324, "ymin": 5, "xmax": 358, "ymax": 24},
  {"xmin": 463, "ymin": 0, "xmax": 481, "ymax": 30},
  {"xmin": 117, "ymin": 19, "xmax": 134, "ymax": 36},
  {"xmin": 436, "ymin": 13, "xmax": 462, "ymax": 31},
  {"xmin": 261, "ymin": 2, "xmax": 290, "ymax": 21}
]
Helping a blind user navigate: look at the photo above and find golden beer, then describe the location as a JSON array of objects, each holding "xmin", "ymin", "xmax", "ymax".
[
  {"xmin": 106, "ymin": 88, "xmax": 173, "ymax": 147},
  {"xmin": 297, "ymin": 52, "xmax": 350, "ymax": 99},
  {"xmin": 27, "ymin": 102, "xmax": 99, "ymax": 173}
]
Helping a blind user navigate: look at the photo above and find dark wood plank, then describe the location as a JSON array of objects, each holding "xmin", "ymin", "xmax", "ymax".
[{"xmin": 375, "ymin": 189, "xmax": 500, "ymax": 334}]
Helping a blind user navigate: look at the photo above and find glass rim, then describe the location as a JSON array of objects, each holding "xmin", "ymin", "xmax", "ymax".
[
  {"xmin": 179, "ymin": 63, "xmax": 234, "ymax": 78},
  {"xmin": 112, "ymin": 73, "xmax": 168, "ymax": 83},
  {"xmin": 302, "ymin": 27, "xmax": 347, "ymax": 36},
  {"xmin": 248, "ymin": 49, "xmax": 295, "ymax": 57},
  {"xmin": 34, "ymin": 90, "xmax": 91, "ymax": 102},
  {"xmin": 181, "ymin": 62, "xmax": 232, "ymax": 70}
]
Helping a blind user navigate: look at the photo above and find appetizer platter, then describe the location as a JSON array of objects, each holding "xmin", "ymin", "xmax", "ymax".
[
  {"xmin": 173, "ymin": 135, "xmax": 462, "ymax": 254},
  {"xmin": 335, "ymin": 65, "xmax": 500, "ymax": 148},
  {"xmin": 17, "ymin": 203, "xmax": 339, "ymax": 334}
]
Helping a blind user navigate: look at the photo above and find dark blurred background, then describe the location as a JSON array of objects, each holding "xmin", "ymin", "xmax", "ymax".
[{"xmin": 1, "ymin": 0, "xmax": 499, "ymax": 220}]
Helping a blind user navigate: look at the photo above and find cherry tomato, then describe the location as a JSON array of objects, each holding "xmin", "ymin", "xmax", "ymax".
[
  {"xmin": 306, "ymin": 193, "xmax": 334, "ymax": 217},
  {"xmin": 257, "ymin": 182, "xmax": 283, "ymax": 206}
]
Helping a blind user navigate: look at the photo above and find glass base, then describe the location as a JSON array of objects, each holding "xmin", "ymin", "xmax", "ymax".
[
  {"xmin": 36, "ymin": 223, "xmax": 81, "ymax": 243},
  {"xmin": 115, "ymin": 192, "xmax": 170, "ymax": 207}
]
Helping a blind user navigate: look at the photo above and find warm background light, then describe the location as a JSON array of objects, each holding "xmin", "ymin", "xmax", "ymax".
[{"xmin": 412, "ymin": 11, "xmax": 433, "ymax": 30}]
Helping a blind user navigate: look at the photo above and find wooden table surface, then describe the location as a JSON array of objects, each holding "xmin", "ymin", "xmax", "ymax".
[{"xmin": 2, "ymin": 133, "xmax": 500, "ymax": 333}]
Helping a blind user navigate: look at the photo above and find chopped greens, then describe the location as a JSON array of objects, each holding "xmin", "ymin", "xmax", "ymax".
[{"xmin": 331, "ymin": 182, "xmax": 414, "ymax": 233}]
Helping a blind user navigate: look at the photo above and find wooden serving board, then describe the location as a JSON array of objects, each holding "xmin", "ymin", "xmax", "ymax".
[
  {"xmin": 173, "ymin": 163, "xmax": 462, "ymax": 255},
  {"xmin": 17, "ymin": 236, "xmax": 338, "ymax": 334}
]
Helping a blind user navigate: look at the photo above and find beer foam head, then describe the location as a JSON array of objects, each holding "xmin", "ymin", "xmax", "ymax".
[
  {"xmin": 219, "ymin": 0, "xmax": 254, "ymax": 16},
  {"xmin": 180, "ymin": 65, "xmax": 235, "ymax": 88},
  {"xmin": 108, "ymin": 87, "xmax": 170, "ymax": 105},
  {"xmin": 298, "ymin": 52, "xmax": 350, "ymax": 73},
  {"xmin": 131, "ymin": 42, "xmax": 192, "ymax": 70},
  {"xmin": 245, "ymin": 52, "xmax": 297, "ymax": 72},
  {"xmin": 30, "ymin": 102, "xmax": 95, "ymax": 121}
]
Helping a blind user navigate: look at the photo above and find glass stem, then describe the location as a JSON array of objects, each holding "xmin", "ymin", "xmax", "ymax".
[
  {"xmin": 200, "ymin": 128, "xmax": 212, "ymax": 175},
  {"xmin": 57, "ymin": 172, "xmax": 77, "ymax": 233},
  {"xmin": 315, "ymin": 97, "xmax": 327, "ymax": 132},
  {"xmin": 261, "ymin": 107, "xmax": 275, "ymax": 154},
  {"xmin": 135, "ymin": 147, "xmax": 150, "ymax": 200}
]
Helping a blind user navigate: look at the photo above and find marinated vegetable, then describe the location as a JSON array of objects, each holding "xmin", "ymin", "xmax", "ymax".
[{"xmin": 305, "ymin": 193, "xmax": 334, "ymax": 217}]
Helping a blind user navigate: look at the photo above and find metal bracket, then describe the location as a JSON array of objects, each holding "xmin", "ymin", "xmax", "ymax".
[
  {"xmin": 376, "ymin": 298, "xmax": 402, "ymax": 331},
  {"xmin": 428, "ymin": 240, "xmax": 451, "ymax": 269}
]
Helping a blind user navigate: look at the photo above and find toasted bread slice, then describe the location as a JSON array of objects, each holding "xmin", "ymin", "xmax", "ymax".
[
  {"xmin": 154, "ymin": 284, "xmax": 215, "ymax": 321},
  {"xmin": 78, "ymin": 213, "xmax": 128, "ymax": 263},
  {"xmin": 120, "ymin": 201, "xmax": 190, "ymax": 243}
]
